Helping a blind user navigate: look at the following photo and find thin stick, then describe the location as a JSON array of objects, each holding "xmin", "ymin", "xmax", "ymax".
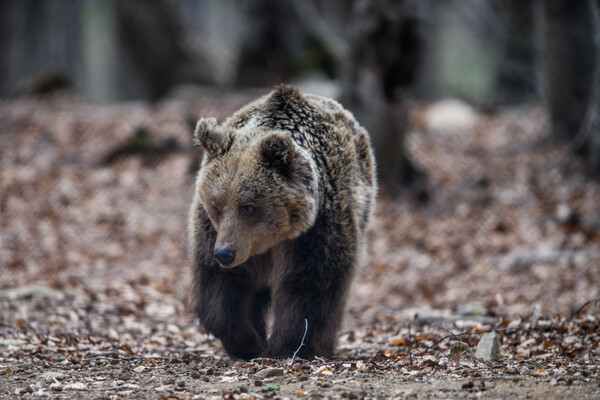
[
  {"xmin": 289, "ymin": 319, "xmax": 308, "ymax": 367},
  {"xmin": 568, "ymin": 298, "xmax": 600, "ymax": 321},
  {"xmin": 407, "ymin": 323, "xmax": 413, "ymax": 365}
]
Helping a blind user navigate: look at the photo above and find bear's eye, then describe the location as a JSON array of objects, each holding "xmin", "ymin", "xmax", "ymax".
[
  {"xmin": 239, "ymin": 204, "xmax": 256, "ymax": 216},
  {"xmin": 211, "ymin": 205, "xmax": 222, "ymax": 218}
]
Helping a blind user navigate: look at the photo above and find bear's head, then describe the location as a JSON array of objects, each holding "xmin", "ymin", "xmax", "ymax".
[{"xmin": 193, "ymin": 117, "xmax": 319, "ymax": 268}]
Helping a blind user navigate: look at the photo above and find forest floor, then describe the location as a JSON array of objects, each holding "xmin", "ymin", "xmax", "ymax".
[{"xmin": 0, "ymin": 92, "xmax": 599, "ymax": 399}]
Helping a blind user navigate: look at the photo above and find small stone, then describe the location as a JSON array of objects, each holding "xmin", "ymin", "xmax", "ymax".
[
  {"xmin": 18, "ymin": 363, "xmax": 34, "ymax": 371},
  {"xmin": 63, "ymin": 382, "xmax": 87, "ymax": 391},
  {"xmin": 255, "ymin": 367, "xmax": 284, "ymax": 378},
  {"xmin": 475, "ymin": 332, "xmax": 500, "ymax": 361},
  {"xmin": 449, "ymin": 341, "xmax": 472, "ymax": 357},
  {"xmin": 40, "ymin": 371, "xmax": 65, "ymax": 381},
  {"xmin": 462, "ymin": 380, "xmax": 475, "ymax": 389},
  {"xmin": 565, "ymin": 377, "xmax": 574, "ymax": 385},
  {"xmin": 457, "ymin": 303, "xmax": 487, "ymax": 316}
]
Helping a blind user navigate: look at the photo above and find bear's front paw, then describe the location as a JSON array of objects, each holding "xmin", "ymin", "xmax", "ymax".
[{"xmin": 220, "ymin": 328, "xmax": 265, "ymax": 360}]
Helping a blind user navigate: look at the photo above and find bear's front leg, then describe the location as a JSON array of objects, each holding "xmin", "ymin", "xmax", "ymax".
[
  {"xmin": 192, "ymin": 211, "xmax": 266, "ymax": 360},
  {"xmin": 196, "ymin": 272, "xmax": 266, "ymax": 360},
  {"xmin": 265, "ymin": 225, "xmax": 356, "ymax": 359}
]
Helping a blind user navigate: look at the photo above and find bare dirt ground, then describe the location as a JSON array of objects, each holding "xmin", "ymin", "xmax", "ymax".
[{"xmin": 0, "ymin": 92, "xmax": 599, "ymax": 399}]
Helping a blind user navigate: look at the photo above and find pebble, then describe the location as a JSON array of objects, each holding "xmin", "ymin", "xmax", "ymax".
[
  {"xmin": 255, "ymin": 367, "xmax": 284, "ymax": 378},
  {"xmin": 40, "ymin": 371, "xmax": 65, "ymax": 381},
  {"xmin": 475, "ymin": 332, "xmax": 500, "ymax": 361}
]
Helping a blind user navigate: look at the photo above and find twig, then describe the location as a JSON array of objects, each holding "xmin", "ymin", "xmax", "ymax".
[
  {"xmin": 314, "ymin": 356, "xmax": 327, "ymax": 365},
  {"xmin": 83, "ymin": 352, "xmax": 170, "ymax": 362},
  {"xmin": 568, "ymin": 298, "xmax": 600, "ymax": 322},
  {"xmin": 407, "ymin": 323, "xmax": 413, "ymax": 365},
  {"xmin": 289, "ymin": 319, "xmax": 308, "ymax": 367},
  {"xmin": 83, "ymin": 356, "xmax": 129, "ymax": 362}
]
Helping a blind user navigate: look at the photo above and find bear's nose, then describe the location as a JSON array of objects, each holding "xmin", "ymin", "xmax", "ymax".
[{"xmin": 214, "ymin": 247, "xmax": 236, "ymax": 266}]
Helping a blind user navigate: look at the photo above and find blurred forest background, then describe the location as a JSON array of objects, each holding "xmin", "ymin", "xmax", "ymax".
[
  {"xmin": 1, "ymin": 0, "xmax": 600, "ymax": 321},
  {"xmin": 3, "ymin": 0, "xmax": 600, "ymax": 176}
]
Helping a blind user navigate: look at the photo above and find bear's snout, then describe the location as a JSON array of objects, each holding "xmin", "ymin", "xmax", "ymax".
[{"xmin": 214, "ymin": 247, "xmax": 236, "ymax": 267}]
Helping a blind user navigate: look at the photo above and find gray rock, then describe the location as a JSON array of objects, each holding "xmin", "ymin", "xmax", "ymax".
[
  {"xmin": 475, "ymin": 331, "xmax": 500, "ymax": 361},
  {"xmin": 17, "ymin": 363, "xmax": 34, "ymax": 372},
  {"xmin": 255, "ymin": 367, "xmax": 284, "ymax": 378},
  {"xmin": 457, "ymin": 303, "xmax": 488, "ymax": 317},
  {"xmin": 40, "ymin": 371, "xmax": 65, "ymax": 381}
]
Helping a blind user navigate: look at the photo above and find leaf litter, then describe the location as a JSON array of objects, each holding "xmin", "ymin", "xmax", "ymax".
[{"xmin": 0, "ymin": 94, "xmax": 599, "ymax": 399}]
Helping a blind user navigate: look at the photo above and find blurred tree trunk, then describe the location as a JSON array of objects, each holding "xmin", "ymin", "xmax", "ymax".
[
  {"xmin": 115, "ymin": 0, "xmax": 214, "ymax": 100},
  {"xmin": 541, "ymin": 0, "xmax": 595, "ymax": 139},
  {"xmin": 235, "ymin": 0, "xmax": 293, "ymax": 87},
  {"xmin": 343, "ymin": 0, "xmax": 424, "ymax": 186},
  {"xmin": 295, "ymin": 0, "xmax": 425, "ymax": 187},
  {"xmin": 0, "ymin": 0, "xmax": 83, "ymax": 97},
  {"xmin": 541, "ymin": 0, "xmax": 600, "ymax": 168},
  {"xmin": 0, "ymin": 0, "xmax": 10, "ymax": 96},
  {"xmin": 236, "ymin": 0, "xmax": 336, "ymax": 87},
  {"xmin": 495, "ymin": 0, "xmax": 537, "ymax": 105},
  {"xmin": 573, "ymin": 0, "xmax": 600, "ymax": 167}
]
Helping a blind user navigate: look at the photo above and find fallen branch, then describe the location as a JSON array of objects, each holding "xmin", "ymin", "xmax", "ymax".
[
  {"xmin": 568, "ymin": 298, "xmax": 600, "ymax": 322},
  {"xmin": 289, "ymin": 319, "xmax": 308, "ymax": 367}
]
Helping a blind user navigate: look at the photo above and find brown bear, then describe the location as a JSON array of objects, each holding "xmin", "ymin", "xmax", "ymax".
[{"xmin": 189, "ymin": 85, "xmax": 376, "ymax": 360}]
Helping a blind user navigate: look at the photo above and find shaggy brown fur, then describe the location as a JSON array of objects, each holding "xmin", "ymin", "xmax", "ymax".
[{"xmin": 189, "ymin": 85, "xmax": 376, "ymax": 360}]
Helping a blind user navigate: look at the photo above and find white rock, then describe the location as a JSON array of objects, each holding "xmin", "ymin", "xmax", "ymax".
[
  {"xmin": 40, "ymin": 371, "xmax": 65, "ymax": 381},
  {"xmin": 424, "ymin": 99, "xmax": 479, "ymax": 133},
  {"xmin": 475, "ymin": 331, "xmax": 500, "ymax": 361},
  {"xmin": 63, "ymin": 382, "xmax": 87, "ymax": 391}
]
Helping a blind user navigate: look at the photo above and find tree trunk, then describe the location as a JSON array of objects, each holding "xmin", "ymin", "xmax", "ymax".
[
  {"xmin": 342, "ymin": 0, "xmax": 425, "ymax": 186},
  {"xmin": 495, "ymin": 0, "xmax": 537, "ymax": 105},
  {"xmin": 573, "ymin": 0, "xmax": 600, "ymax": 167},
  {"xmin": 541, "ymin": 0, "xmax": 595, "ymax": 139},
  {"xmin": 115, "ymin": 0, "xmax": 214, "ymax": 100}
]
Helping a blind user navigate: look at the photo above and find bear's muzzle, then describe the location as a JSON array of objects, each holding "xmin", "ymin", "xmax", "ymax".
[{"xmin": 214, "ymin": 247, "xmax": 236, "ymax": 267}]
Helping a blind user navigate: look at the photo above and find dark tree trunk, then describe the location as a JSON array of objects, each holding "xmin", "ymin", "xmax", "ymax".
[
  {"xmin": 495, "ymin": 0, "xmax": 537, "ymax": 105},
  {"xmin": 572, "ymin": 0, "xmax": 600, "ymax": 167},
  {"xmin": 0, "ymin": 0, "xmax": 83, "ymax": 97},
  {"xmin": 540, "ymin": 0, "xmax": 600, "ymax": 169},
  {"xmin": 235, "ymin": 0, "xmax": 293, "ymax": 87},
  {"xmin": 115, "ymin": 0, "xmax": 213, "ymax": 100},
  {"xmin": 342, "ymin": 0, "xmax": 424, "ymax": 186},
  {"xmin": 292, "ymin": 0, "xmax": 426, "ymax": 188},
  {"xmin": 541, "ymin": 0, "xmax": 595, "ymax": 139}
]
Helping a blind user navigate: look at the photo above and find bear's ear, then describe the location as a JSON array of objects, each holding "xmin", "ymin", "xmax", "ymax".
[
  {"xmin": 194, "ymin": 117, "xmax": 234, "ymax": 157},
  {"xmin": 258, "ymin": 133, "xmax": 305, "ymax": 180}
]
